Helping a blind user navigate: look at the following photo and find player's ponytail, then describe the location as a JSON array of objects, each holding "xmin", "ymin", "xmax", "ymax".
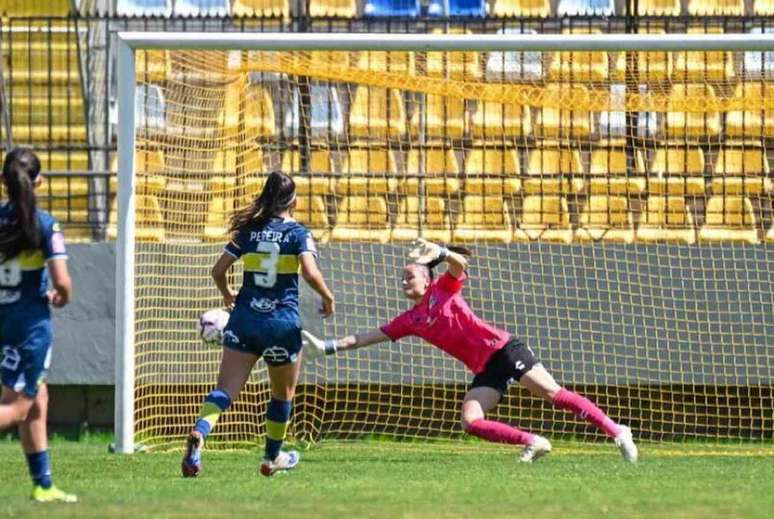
[
  {"xmin": 425, "ymin": 245, "xmax": 473, "ymax": 279},
  {"xmin": 0, "ymin": 148, "xmax": 41, "ymax": 262},
  {"xmin": 228, "ymin": 171, "xmax": 296, "ymax": 234}
]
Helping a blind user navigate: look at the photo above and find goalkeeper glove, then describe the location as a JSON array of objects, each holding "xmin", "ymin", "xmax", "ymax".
[
  {"xmin": 407, "ymin": 238, "xmax": 449, "ymax": 265},
  {"xmin": 301, "ymin": 330, "xmax": 337, "ymax": 359}
]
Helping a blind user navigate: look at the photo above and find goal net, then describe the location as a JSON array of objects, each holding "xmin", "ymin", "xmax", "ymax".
[{"xmin": 117, "ymin": 32, "xmax": 774, "ymax": 451}]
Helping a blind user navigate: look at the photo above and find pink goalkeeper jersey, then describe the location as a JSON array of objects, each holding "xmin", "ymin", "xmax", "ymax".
[{"xmin": 380, "ymin": 272, "xmax": 511, "ymax": 374}]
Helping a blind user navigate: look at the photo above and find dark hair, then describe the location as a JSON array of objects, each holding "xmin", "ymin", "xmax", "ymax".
[
  {"xmin": 228, "ymin": 171, "xmax": 296, "ymax": 234},
  {"xmin": 0, "ymin": 148, "xmax": 41, "ymax": 261},
  {"xmin": 420, "ymin": 245, "xmax": 473, "ymax": 280}
]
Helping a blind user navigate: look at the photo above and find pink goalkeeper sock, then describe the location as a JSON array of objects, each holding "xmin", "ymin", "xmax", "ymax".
[
  {"xmin": 465, "ymin": 419, "xmax": 535, "ymax": 446},
  {"xmin": 553, "ymin": 388, "xmax": 621, "ymax": 438}
]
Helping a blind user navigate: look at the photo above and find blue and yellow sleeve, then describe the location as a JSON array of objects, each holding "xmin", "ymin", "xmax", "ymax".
[
  {"xmin": 39, "ymin": 212, "xmax": 67, "ymax": 261},
  {"xmin": 224, "ymin": 230, "xmax": 246, "ymax": 259}
]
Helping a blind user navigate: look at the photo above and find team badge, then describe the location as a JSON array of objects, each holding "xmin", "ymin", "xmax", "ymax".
[{"xmin": 250, "ymin": 297, "xmax": 277, "ymax": 313}]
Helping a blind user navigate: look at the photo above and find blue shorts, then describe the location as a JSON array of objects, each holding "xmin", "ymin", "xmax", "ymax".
[
  {"xmin": 222, "ymin": 307, "xmax": 302, "ymax": 366},
  {"xmin": 0, "ymin": 316, "xmax": 53, "ymax": 398}
]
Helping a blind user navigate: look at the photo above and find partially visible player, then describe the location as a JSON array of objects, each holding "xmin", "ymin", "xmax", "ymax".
[
  {"xmin": 0, "ymin": 148, "xmax": 77, "ymax": 502},
  {"xmin": 182, "ymin": 171, "xmax": 334, "ymax": 477},
  {"xmin": 303, "ymin": 238, "xmax": 638, "ymax": 463}
]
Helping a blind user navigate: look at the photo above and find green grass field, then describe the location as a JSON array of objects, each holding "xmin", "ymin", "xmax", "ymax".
[{"xmin": 1, "ymin": 436, "xmax": 773, "ymax": 518}]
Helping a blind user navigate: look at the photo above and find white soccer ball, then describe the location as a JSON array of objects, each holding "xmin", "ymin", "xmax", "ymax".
[{"xmin": 198, "ymin": 308, "xmax": 230, "ymax": 346}]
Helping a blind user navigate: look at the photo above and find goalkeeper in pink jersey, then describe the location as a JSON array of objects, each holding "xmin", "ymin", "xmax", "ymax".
[{"xmin": 303, "ymin": 238, "xmax": 637, "ymax": 463}]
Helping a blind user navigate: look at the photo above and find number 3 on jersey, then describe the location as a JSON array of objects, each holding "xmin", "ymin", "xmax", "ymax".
[
  {"xmin": 253, "ymin": 242, "xmax": 280, "ymax": 288},
  {"xmin": 0, "ymin": 260, "xmax": 21, "ymax": 288}
]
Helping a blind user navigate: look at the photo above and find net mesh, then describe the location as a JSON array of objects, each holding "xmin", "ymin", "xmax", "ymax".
[{"xmin": 127, "ymin": 39, "xmax": 774, "ymax": 449}]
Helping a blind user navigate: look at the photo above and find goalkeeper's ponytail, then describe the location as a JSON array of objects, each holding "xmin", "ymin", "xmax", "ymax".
[
  {"xmin": 425, "ymin": 245, "xmax": 472, "ymax": 279},
  {"xmin": 228, "ymin": 171, "xmax": 296, "ymax": 234}
]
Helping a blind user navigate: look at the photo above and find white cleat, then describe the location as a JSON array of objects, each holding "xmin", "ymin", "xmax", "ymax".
[
  {"xmin": 615, "ymin": 425, "xmax": 638, "ymax": 463},
  {"xmin": 520, "ymin": 435, "xmax": 552, "ymax": 463},
  {"xmin": 260, "ymin": 450, "xmax": 300, "ymax": 477}
]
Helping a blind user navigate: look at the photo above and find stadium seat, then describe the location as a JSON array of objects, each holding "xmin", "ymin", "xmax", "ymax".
[
  {"xmin": 557, "ymin": 0, "xmax": 614, "ymax": 15},
  {"xmin": 410, "ymin": 94, "xmax": 466, "ymax": 139},
  {"xmin": 575, "ymin": 196, "xmax": 635, "ymax": 243},
  {"xmin": 107, "ymin": 195, "xmax": 165, "ymax": 242},
  {"xmin": 337, "ymin": 147, "xmax": 398, "ymax": 195},
  {"xmin": 116, "ymin": 0, "xmax": 172, "ymax": 16},
  {"xmin": 136, "ymin": 85, "xmax": 166, "ymax": 131},
  {"xmin": 673, "ymin": 29, "xmax": 735, "ymax": 82},
  {"xmin": 309, "ymin": 0, "xmax": 357, "ymax": 17},
  {"xmin": 294, "ymin": 196, "xmax": 330, "ymax": 243},
  {"xmin": 635, "ymin": 0, "xmax": 680, "ymax": 14},
  {"xmin": 136, "ymin": 50, "xmax": 171, "ymax": 83},
  {"xmin": 471, "ymin": 101, "xmax": 531, "ymax": 139},
  {"xmin": 428, "ymin": 0, "xmax": 487, "ymax": 15},
  {"xmin": 710, "ymin": 146, "xmax": 772, "ymax": 195},
  {"xmin": 233, "ymin": 0, "xmax": 289, "ymax": 17},
  {"xmin": 109, "ymin": 150, "xmax": 166, "ymax": 196},
  {"xmin": 2, "ymin": 0, "xmax": 71, "ymax": 15},
  {"xmin": 524, "ymin": 146, "xmax": 584, "ymax": 194},
  {"xmin": 698, "ymin": 196, "xmax": 759, "ymax": 244},
  {"xmin": 281, "ymin": 149, "xmax": 335, "ymax": 195},
  {"xmin": 743, "ymin": 28, "xmax": 774, "ymax": 76},
  {"xmin": 513, "ymin": 196, "xmax": 573, "ymax": 244},
  {"xmin": 37, "ymin": 151, "xmax": 89, "ymax": 172},
  {"xmin": 202, "ymin": 196, "xmax": 234, "ymax": 242},
  {"xmin": 244, "ymin": 86, "xmax": 276, "ymax": 138},
  {"xmin": 635, "ymin": 31, "xmax": 673, "ymax": 83},
  {"xmin": 284, "ymin": 85, "xmax": 344, "ymax": 139},
  {"xmin": 648, "ymin": 146, "xmax": 706, "ymax": 195},
  {"xmin": 588, "ymin": 147, "xmax": 646, "ymax": 195},
  {"xmin": 427, "ymin": 29, "xmax": 480, "ymax": 81},
  {"xmin": 485, "ymin": 28, "xmax": 543, "ymax": 81},
  {"xmin": 663, "ymin": 84, "xmax": 721, "ymax": 139},
  {"xmin": 39, "ymin": 175, "xmax": 90, "ymax": 229},
  {"xmin": 490, "ymin": 0, "xmax": 550, "ymax": 16},
  {"xmin": 687, "ymin": 0, "xmax": 743, "ymax": 14},
  {"xmin": 453, "ymin": 196, "xmax": 513, "ymax": 243},
  {"xmin": 349, "ymin": 87, "xmax": 406, "ymax": 139},
  {"xmin": 535, "ymin": 84, "xmax": 592, "ymax": 139},
  {"xmin": 392, "ymin": 197, "xmax": 452, "ymax": 243},
  {"xmin": 636, "ymin": 196, "xmax": 697, "ymax": 244},
  {"xmin": 357, "ymin": 51, "xmax": 416, "ymax": 75},
  {"xmin": 549, "ymin": 29, "xmax": 610, "ymax": 83},
  {"xmin": 597, "ymin": 84, "xmax": 658, "ymax": 139},
  {"xmin": 725, "ymin": 83, "xmax": 774, "ymax": 138},
  {"xmin": 403, "ymin": 147, "xmax": 461, "ymax": 196},
  {"xmin": 330, "ymin": 196, "xmax": 391, "ymax": 243},
  {"xmin": 173, "ymin": 0, "xmax": 230, "ymax": 16},
  {"xmin": 464, "ymin": 146, "xmax": 521, "ymax": 196},
  {"xmin": 363, "ymin": 0, "xmax": 420, "ymax": 16}
]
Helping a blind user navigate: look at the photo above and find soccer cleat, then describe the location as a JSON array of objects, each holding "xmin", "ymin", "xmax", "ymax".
[
  {"xmin": 615, "ymin": 425, "xmax": 638, "ymax": 463},
  {"xmin": 259, "ymin": 450, "xmax": 300, "ymax": 477},
  {"xmin": 31, "ymin": 485, "xmax": 77, "ymax": 503},
  {"xmin": 181, "ymin": 432, "xmax": 203, "ymax": 477},
  {"xmin": 519, "ymin": 435, "xmax": 552, "ymax": 463}
]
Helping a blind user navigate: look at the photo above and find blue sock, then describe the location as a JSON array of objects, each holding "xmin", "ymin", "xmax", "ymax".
[
  {"xmin": 193, "ymin": 389, "xmax": 232, "ymax": 440},
  {"xmin": 265, "ymin": 398, "xmax": 292, "ymax": 461},
  {"xmin": 26, "ymin": 451, "xmax": 52, "ymax": 489}
]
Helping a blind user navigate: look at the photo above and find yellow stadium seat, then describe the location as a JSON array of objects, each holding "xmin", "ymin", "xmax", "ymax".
[
  {"xmin": 664, "ymin": 84, "xmax": 721, "ymax": 139},
  {"xmin": 725, "ymin": 83, "xmax": 774, "ymax": 138},
  {"xmin": 403, "ymin": 147, "xmax": 461, "ymax": 196},
  {"xmin": 698, "ymin": 196, "xmax": 759, "ymax": 244},
  {"xmin": 356, "ymin": 51, "xmax": 415, "ymax": 75},
  {"xmin": 464, "ymin": 146, "xmax": 521, "ymax": 195},
  {"xmin": 392, "ymin": 197, "xmax": 452, "ymax": 243},
  {"xmin": 294, "ymin": 196, "xmax": 330, "ymax": 243},
  {"xmin": 331, "ymin": 196, "xmax": 391, "ymax": 243},
  {"xmin": 711, "ymin": 146, "xmax": 772, "ymax": 195},
  {"xmin": 524, "ymin": 146, "xmax": 584, "ymax": 194},
  {"xmin": 2, "ymin": 0, "xmax": 71, "ymax": 15},
  {"xmin": 648, "ymin": 146, "xmax": 706, "ymax": 195},
  {"xmin": 490, "ymin": 0, "xmax": 550, "ymax": 15},
  {"xmin": 673, "ymin": 29, "xmax": 735, "ymax": 82},
  {"xmin": 136, "ymin": 50, "xmax": 171, "ymax": 83},
  {"xmin": 107, "ymin": 195, "xmax": 165, "ymax": 242},
  {"xmin": 10, "ymin": 95, "xmax": 85, "ymax": 128},
  {"xmin": 411, "ymin": 94, "xmax": 466, "ymax": 139},
  {"xmin": 636, "ymin": 196, "xmax": 697, "ymax": 244},
  {"xmin": 5, "ymin": 124, "xmax": 87, "ymax": 144},
  {"xmin": 349, "ymin": 87, "xmax": 406, "ymax": 139},
  {"xmin": 688, "ymin": 0, "xmax": 744, "ymax": 14},
  {"xmin": 281, "ymin": 149, "xmax": 335, "ymax": 195},
  {"xmin": 203, "ymin": 196, "xmax": 234, "ymax": 242},
  {"xmin": 309, "ymin": 0, "xmax": 357, "ymax": 16},
  {"xmin": 588, "ymin": 147, "xmax": 646, "ymax": 195},
  {"xmin": 37, "ymin": 151, "xmax": 89, "ymax": 172},
  {"xmin": 233, "ymin": 0, "xmax": 289, "ymax": 17},
  {"xmin": 471, "ymin": 101, "xmax": 531, "ymax": 139},
  {"xmin": 633, "ymin": 29, "xmax": 673, "ymax": 83},
  {"xmin": 535, "ymin": 85, "xmax": 592, "ymax": 139},
  {"xmin": 754, "ymin": 0, "xmax": 774, "ymax": 13},
  {"xmin": 244, "ymin": 86, "xmax": 276, "ymax": 138},
  {"xmin": 453, "ymin": 196, "xmax": 512, "ymax": 243},
  {"xmin": 575, "ymin": 196, "xmax": 635, "ymax": 243},
  {"xmin": 513, "ymin": 196, "xmax": 573, "ymax": 244},
  {"xmin": 109, "ymin": 150, "xmax": 166, "ymax": 196},
  {"xmin": 337, "ymin": 147, "xmax": 398, "ymax": 195},
  {"xmin": 636, "ymin": 0, "xmax": 680, "ymax": 14},
  {"xmin": 427, "ymin": 29, "xmax": 480, "ymax": 81},
  {"xmin": 549, "ymin": 29, "xmax": 610, "ymax": 82}
]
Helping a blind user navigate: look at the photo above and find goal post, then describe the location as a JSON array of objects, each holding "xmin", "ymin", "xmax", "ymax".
[{"xmin": 115, "ymin": 31, "xmax": 774, "ymax": 453}]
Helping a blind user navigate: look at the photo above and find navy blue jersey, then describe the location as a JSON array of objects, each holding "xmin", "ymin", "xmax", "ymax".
[
  {"xmin": 0, "ymin": 204, "xmax": 67, "ymax": 315},
  {"xmin": 224, "ymin": 217, "xmax": 316, "ymax": 316}
]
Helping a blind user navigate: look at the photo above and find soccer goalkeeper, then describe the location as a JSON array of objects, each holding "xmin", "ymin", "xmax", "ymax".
[{"xmin": 303, "ymin": 238, "xmax": 637, "ymax": 463}]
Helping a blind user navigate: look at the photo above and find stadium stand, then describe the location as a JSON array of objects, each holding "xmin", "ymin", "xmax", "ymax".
[
  {"xmin": 232, "ymin": 0, "xmax": 290, "ymax": 17},
  {"xmin": 294, "ymin": 195, "xmax": 331, "ymax": 243},
  {"xmin": 485, "ymin": 28, "xmax": 543, "ymax": 81},
  {"xmin": 490, "ymin": 0, "xmax": 550, "ymax": 16},
  {"xmin": 698, "ymin": 196, "xmax": 760, "ymax": 244},
  {"xmin": 524, "ymin": 145, "xmax": 585, "ymax": 195},
  {"xmin": 284, "ymin": 85, "xmax": 344, "ymax": 139},
  {"xmin": 636, "ymin": 0, "xmax": 681, "ymax": 14},
  {"xmin": 710, "ymin": 145, "xmax": 773, "ymax": 195},
  {"xmin": 116, "ymin": 0, "xmax": 173, "ymax": 16},
  {"xmin": 309, "ymin": 0, "xmax": 358, "ymax": 17},
  {"xmin": 471, "ymin": 101, "xmax": 532, "ymax": 139},
  {"xmin": 663, "ymin": 84, "xmax": 721, "ymax": 139},
  {"xmin": 403, "ymin": 146, "xmax": 461, "ymax": 195},
  {"xmin": 349, "ymin": 87, "xmax": 406, "ymax": 138},
  {"xmin": 464, "ymin": 145, "xmax": 521, "ymax": 195},
  {"xmin": 392, "ymin": 196, "xmax": 453, "ymax": 243},
  {"xmin": 331, "ymin": 196, "xmax": 391, "ymax": 243},
  {"xmin": 557, "ymin": 0, "xmax": 615, "ymax": 16},
  {"xmin": 587, "ymin": 146, "xmax": 646, "ymax": 195},
  {"xmin": 575, "ymin": 195, "xmax": 635, "ymax": 243},
  {"xmin": 281, "ymin": 149, "xmax": 336, "ymax": 195},
  {"xmin": 725, "ymin": 83, "xmax": 774, "ymax": 138},
  {"xmin": 636, "ymin": 196, "xmax": 697, "ymax": 244},
  {"xmin": 411, "ymin": 94, "xmax": 466, "ymax": 139},
  {"xmin": 647, "ymin": 146, "xmax": 706, "ymax": 196},
  {"xmin": 428, "ymin": 0, "xmax": 487, "ymax": 16},
  {"xmin": 337, "ymin": 146, "xmax": 399, "ymax": 195},
  {"xmin": 173, "ymin": 0, "xmax": 231, "ymax": 16},
  {"xmin": 512, "ymin": 195, "xmax": 574, "ymax": 244},
  {"xmin": 453, "ymin": 195, "xmax": 513, "ymax": 243},
  {"xmin": 687, "ymin": 0, "xmax": 744, "ymax": 15},
  {"xmin": 363, "ymin": 0, "xmax": 420, "ymax": 16}
]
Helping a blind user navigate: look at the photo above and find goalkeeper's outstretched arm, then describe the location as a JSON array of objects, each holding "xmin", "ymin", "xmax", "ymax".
[{"xmin": 302, "ymin": 329, "xmax": 388, "ymax": 358}]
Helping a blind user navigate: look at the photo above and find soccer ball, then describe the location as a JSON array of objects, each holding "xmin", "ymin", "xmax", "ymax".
[{"xmin": 198, "ymin": 308, "xmax": 230, "ymax": 346}]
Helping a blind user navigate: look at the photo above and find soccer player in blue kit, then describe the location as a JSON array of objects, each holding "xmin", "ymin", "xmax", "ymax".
[
  {"xmin": 0, "ymin": 148, "xmax": 76, "ymax": 502},
  {"xmin": 182, "ymin": 171, "xmax": 334, "ymax": 477}
]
